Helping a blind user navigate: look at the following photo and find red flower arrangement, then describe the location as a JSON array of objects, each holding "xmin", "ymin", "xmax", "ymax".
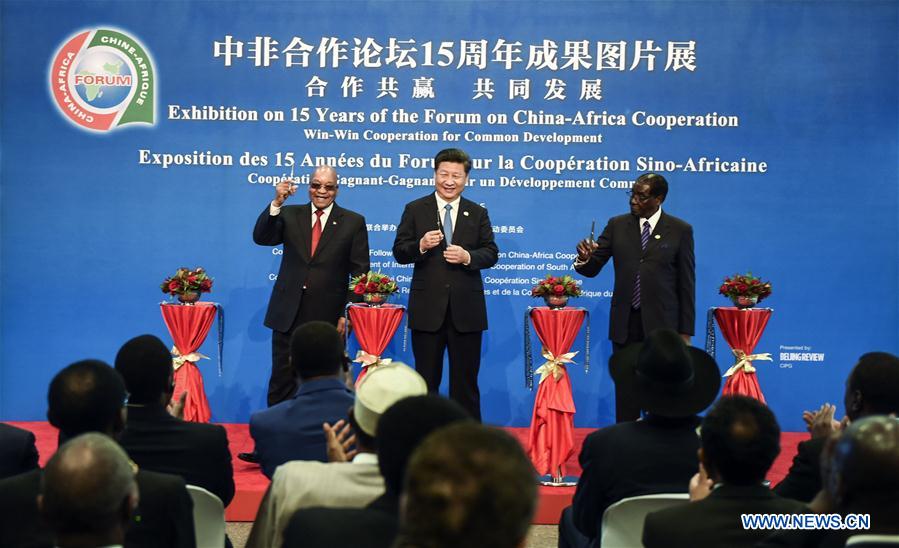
[
  {"xmin": 160, "ymin": 267, "xmax": 213, "ymax": 296},
  {"xmin": 719, "ymin": 272, "xmax": 772, "ymax": 302},
  {"xmin": 349, "ymin": 271, "xmax": 398, "ymax": 295},
  {"xmin": 531, "ymin": 275, "xmax": 582, "ymax": 298}
]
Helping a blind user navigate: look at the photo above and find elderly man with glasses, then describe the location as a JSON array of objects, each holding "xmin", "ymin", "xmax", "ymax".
[{"xmin": 575, "ymin": 172, "xmax": 696, "ymax": 422}]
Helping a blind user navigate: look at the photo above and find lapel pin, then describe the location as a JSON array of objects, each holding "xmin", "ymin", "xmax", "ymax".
[
  {"xmin": 654, "ymin": 234, "xmax": 661, "ymax": 239},
  {"xmin": 332, "ymin": 221, "xmax": 337, "ymax": 225},
  {"xmin": 463, "ymin": 211, "xmax": 469, "ymax": 216}
]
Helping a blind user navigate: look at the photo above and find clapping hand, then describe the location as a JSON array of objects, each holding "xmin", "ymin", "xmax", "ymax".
[
  {"xmin": 802, "ymin": 403, "xmax": 843, "ymax": 438},
  {"xmin": 323, "ymin": 419, "xmax": 357, "ymax": 462}
]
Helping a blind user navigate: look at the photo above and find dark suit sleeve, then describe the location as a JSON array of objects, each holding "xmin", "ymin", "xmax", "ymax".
[
  {"xmin": 772, "ymin": 439, "xmax": 820, "ymax": 503},
  {"xmin": 213, "ymin": 425, "xmax": 235, "ymax": 506},
  {"xmin": 571, "ymin": 433, "xmax": 611, "ymax": 539},
  {"xmin": 676, "ymin": 224, "xmax": 695, "ymax": 335},
  {"xmin": 574, "ymin": 219, "xmax": 614, "ymax": 278},
  {"xmin": 642, "ymin": 509, "xmax": 664, "ymax": 548},
  {"xmin": 463, "ymin": 206, "xmax": 498, "ymax": 270},
  {"xmin": 393, "ymin": 203, "xmax": 427, "ymax": 264},
  {"xmin": 253, "ymin": 204, "xmax": 284, "ymax": 246}
]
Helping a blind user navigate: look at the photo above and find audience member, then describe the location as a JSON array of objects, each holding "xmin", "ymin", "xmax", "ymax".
[
  {"xmin": 39, "ymin": 432, "xmax": 139, "ymax": 548},
  {"xmin": 282, "ymin": 395, "xmax": 472, "ymax": 548},
  {"xmin": 247, "ymin": 363, "xmax": 427, "ymax": 548},
  {"xmin": 0, "ymin": 359, "xmax": 195, "ymax": 548},
  {"xmin": 115, "ymin": 334, "xmax": 235, "ymax": 505},
  {"xmin": 826, "ymin": 416, "xmax": 899, "ymax": 543},
  {"xmin": 393, "ymin": 422, "xmax": 537, "ymax": 548},
  {"xmin": 249, "ymin": 321, "xmax": 355, "ymax": 478},
  {"xmin": 559, "ymin": 328, "xmax": 721, "ymax": 547},
  {"xmin": 643, "ymin": 395, "xmax": 807, "ymax": 547},
  {"xmin": 0, "ymin": 422, "xmax": 39, "ymax": 479},
  {"xmin": 774, "ymin": 351, "xmax": 899, "ymax": 502}
]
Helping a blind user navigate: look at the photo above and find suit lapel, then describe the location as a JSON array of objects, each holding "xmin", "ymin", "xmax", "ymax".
[
  {"xmin": 452, "ymin": 197, "xmax": 474, "ymax": 245},
  {"xmin": 312, "ymin": 204, "xmax": 343, "ymax": 260},
  {"xmin": 297, "ymin": 203, "xmax": 313, "ymax": 262}
]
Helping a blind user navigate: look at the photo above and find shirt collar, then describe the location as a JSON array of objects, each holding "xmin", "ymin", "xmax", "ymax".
[
  {"xmin": 640, "ymin": 206, "xmax": 663, "ymax": 232},
  {"xmin": 313, "ymin": 202, "xmax": 335, "ymax": 215},
  {"xmin": 352, "ymin": 452, "xmax": 379, "ymax": 465},
  {"xmin": 434, "ymin": 193, "xmax": 461, "ymax": 211}
]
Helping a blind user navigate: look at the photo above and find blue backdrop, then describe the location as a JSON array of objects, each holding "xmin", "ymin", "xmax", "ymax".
[{"xmin": 2, "ymin": 1, "xmax": 896, "ymax": 430}]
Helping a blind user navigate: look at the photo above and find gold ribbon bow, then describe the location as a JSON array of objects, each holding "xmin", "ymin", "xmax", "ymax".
[
  {"xmin": 723, "ymin": 348, "xmax": 772, "ymax": 377},
  {"xmin": 353, "ymin": 350, "xmax": 392, "ymax": 369},
  {"xmin": 171, "ymin": 346, "xmax": 208, "ymax": 371},
  {"xmin": 534, "ymin": 348, "xmax": 578, "ymax": 384}
]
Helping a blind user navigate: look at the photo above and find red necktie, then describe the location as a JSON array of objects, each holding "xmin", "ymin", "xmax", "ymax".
[{"xmin": 310, "ymin": 209, "xmax": 324, "ymax": 256}]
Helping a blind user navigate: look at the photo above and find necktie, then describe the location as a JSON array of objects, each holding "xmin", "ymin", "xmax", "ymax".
[
  {"xmin": 443, "ymin": 204, "xmax": 453, "ymax": 245},
  {"xmin": 310, "ymin": 209, "xmax": 324, "ymax": 256},
  {"xmin": 632, "ymin": 220, "xmax": 651, "ymax": 309}
]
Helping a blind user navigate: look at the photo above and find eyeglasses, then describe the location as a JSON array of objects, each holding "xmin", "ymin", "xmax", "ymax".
[
  {"xmin": 310, "ymin": 182, "xmax": 338, "ymax": 192},
  {"xmin": 627, "ymin": 190, "xmax": 655, "ymax": 203}
]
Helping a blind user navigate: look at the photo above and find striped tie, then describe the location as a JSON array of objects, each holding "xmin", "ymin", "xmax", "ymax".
[{"xmin": 631, "ymin": 220, "xmax": 651, "ymax": 309}]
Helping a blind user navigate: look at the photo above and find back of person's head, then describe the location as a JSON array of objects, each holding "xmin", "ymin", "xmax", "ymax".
[
  {"xmin": 353, "ymin": 363, "xmax": 427, "ymax": 449},
  {"xmin": 114, "ymin": 334, "xmax": 173, "ymax": 404},
  {"xmin": 846, "ymin": 352, "xmax": 899, "ymax": 420},
  {"xmin": 399, "ymin": 423, "xmax": 537, "ymax": 548},
  {"xmin": 376, "ymin": 395, "xmax": 471, "ymax": 496},
  {"xmin": 827, "ymin": 416, "xmax": 899, "ymax": 516},
  {"xmin": 39, "ymin": 432, "xmax": 138, "ymax": 540},
  {"xmin": 290, "ymin": 321, "xmax": 344, "ymax": 380},
  {"xmin": 47, "ymin": 360, "xmax": 128, "ymax": 438},
  {"xmin": 700, "ymin": 395, "xmax": 780, "ymax": 486}
]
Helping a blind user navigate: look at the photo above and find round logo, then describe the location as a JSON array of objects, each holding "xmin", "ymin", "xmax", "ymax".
[{"xmin": 49, "ymin": 28, "xmax": 155, "ymax": 132}]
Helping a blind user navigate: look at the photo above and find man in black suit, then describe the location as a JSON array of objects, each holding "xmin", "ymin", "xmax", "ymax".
[
  {"xmin": 559, "ymin": 329, "xmax": 720, "ymax": 548},
  {"xmin": 0, "ymin": 422, "xmax": 38, "ymax": 479},
  {"xmin": 642, "ymin": 396, "xmax": 806, "ymax": 548},
  {"xmin": 39, "ymin": 433, "xmax": 139, "ymax": 548},
  {"xmin": 116, "ymin": 334, "xmax": 234, "ymax": 505},
  {"xmin": 0, "ymin": 359, "xmax": 195, "ymax": 548},
  {"xmin": 254, "ymin": 164, "xmax": 369, "ymax": 407},
  {"xmin": 575, "ymin": 172, "xmax": 695, "ymax": 422},
  {"xmin": 774, "ymin": 351, "xmax": 899, "ymax": 503},
  {"xmin": 392, "ymin": 148, "xmax": 498, "ymax": 420}
]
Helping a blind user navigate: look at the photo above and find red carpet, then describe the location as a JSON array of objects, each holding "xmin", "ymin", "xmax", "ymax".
[{"xmin": 8, "ymin": 421, "xmax": 807, "ymax": 524}]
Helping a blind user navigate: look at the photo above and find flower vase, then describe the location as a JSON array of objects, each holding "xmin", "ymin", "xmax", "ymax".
[
  {"xmin": 364, "ymin": 292, "xmax": 389, "ymax": 307},
  {"xmin": 544, "ymin": 294, "xmax": 569, "ymax": 309},
  {"xmin": 177, "ymin": 291, "xmax": 201, "ymax": 304},
  {"xmin": 732, "ymin": 295, "xmax": 758, "ymax": 309}
]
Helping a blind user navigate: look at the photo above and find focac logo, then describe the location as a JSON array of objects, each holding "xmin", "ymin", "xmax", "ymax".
[{"xmin": 49, "ymin": 28, "xmax": 155, "ymax": 132}]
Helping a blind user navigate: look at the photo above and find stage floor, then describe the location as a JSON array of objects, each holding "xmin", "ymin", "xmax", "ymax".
[{"xmin": 8, "ymin": 422, "xmax": 806, "ymax": 524}]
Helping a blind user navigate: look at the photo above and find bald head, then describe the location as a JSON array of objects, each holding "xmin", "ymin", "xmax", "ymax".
[
  {"xmin": 308, "ymin": 165, "xmax": 339, "ymax": 209},
  {"xmin": 828, "ymin": 416, "xmax": 899, "ymax": 510},
  {"xmin": 40, "ymin": 433, "xmax": 138, "ymax": 539}
]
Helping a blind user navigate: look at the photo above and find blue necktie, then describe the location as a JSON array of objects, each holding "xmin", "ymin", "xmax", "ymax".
[
  {"xmin": 443, "ymin": 204, "xmax": 453, "ymax": 244},
  {"xmin": 632, "ymin": 220, "xmax": 651, "ymax": 309}
]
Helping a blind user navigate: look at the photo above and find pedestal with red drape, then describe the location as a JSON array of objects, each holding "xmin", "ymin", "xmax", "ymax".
[
  {"xmin": 707, "ymin": 307, "xmax": 773, "ymax": 402},
  {"xmin": 160, "ymin": 302, "xmax": 222, "ymax": 423},
  {"xmin": 346, "ymin": 303, "xmax": 405, "ymax": 387},
  {"xmin": 524, "ymin": 307, "xmax": 589, "ymax": 481}
]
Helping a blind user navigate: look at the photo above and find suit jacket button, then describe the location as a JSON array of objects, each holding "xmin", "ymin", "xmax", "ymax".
[
  {"xmin": 445, "ymin": 284, "xmax": 450, "ymax": 289},
  {"xmin": 302, "ymin": 285, "xmax": 307, "ymax": 290}
]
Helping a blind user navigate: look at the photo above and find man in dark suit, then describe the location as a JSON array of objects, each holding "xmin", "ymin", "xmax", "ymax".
[
  {"xmin": 642, "ymin": 396, "xmax": 806, "ymax": 548},
  {"xmin": 0, "ymin": 359, "xmax": 194, "ymax": 548},
  {"xmin": 0, "ymin": 422, "xmax": 38, "ymax": 479},
  {"xmin": 774, "ymin": 351, "xmax": 899, "ymax": 502},
  {"xmin": 115, "ymin": 334, "xmax": 234, "ymax": 505},
  {"xmin": 281, "ymin": 395, "xmax": 471, "ymax": 548},
  {"xmin": 249, "ymin": 321, "xmax": 355, "ymax": 478},
  {"xmin": 559, "ymin": 329, "xmax": 720, "ymax": 548},
  {"xmin": 392, "ymin": 148, "xmax": 498, "ymax": 420},
  {"xmin": 254, "ymin": 164, "xmax": 369, "ymax": 407},
  {"xmin": 575, "ymin": 172, "xmax": 695, "ymax": 422}
]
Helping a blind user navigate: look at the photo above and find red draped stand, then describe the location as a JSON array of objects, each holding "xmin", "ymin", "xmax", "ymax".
[
  {"xmin": 160, "ymin": 302, "xmax": 218, "ymax": 422},
  {"xmin": 712, "ymin": 307, "xmax": 773, "ymax": 402},
  {"xmin": 346, "ymin": 303, "xmax": 405, "ymax": 387},
  {"xmin": 525, "ymin": 307, "xmax": 587, "ymax": 483}
]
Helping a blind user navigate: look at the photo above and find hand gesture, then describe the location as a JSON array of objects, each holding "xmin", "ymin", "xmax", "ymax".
[
  {"xmin": 576, "ymin": 238, "xmax": 598, "ymax": 261},
  {"xmin": 689, "ymin": 463, "xmax": 714, "ymax": 502},
  {"xmin": 443, "ymin": 244, "xmax": 470, "ymax": 265},
  {"xmin": 419, "ymin": 229, "xmax": 444, "ymax": 252},
  {"xmin": 323, "ymin": 419, "xmax": 357, "ymax": 462},
  {"xmin": 273, "ymin": 179, "xmax": 297, "ymax": 207},
  {"xmin": 167, "ymin": 390, "xmax": 187, "ymax": 420},
  {"xmin": 803, "ymin": 403, "xmax": 841, "ymax": 438}
]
